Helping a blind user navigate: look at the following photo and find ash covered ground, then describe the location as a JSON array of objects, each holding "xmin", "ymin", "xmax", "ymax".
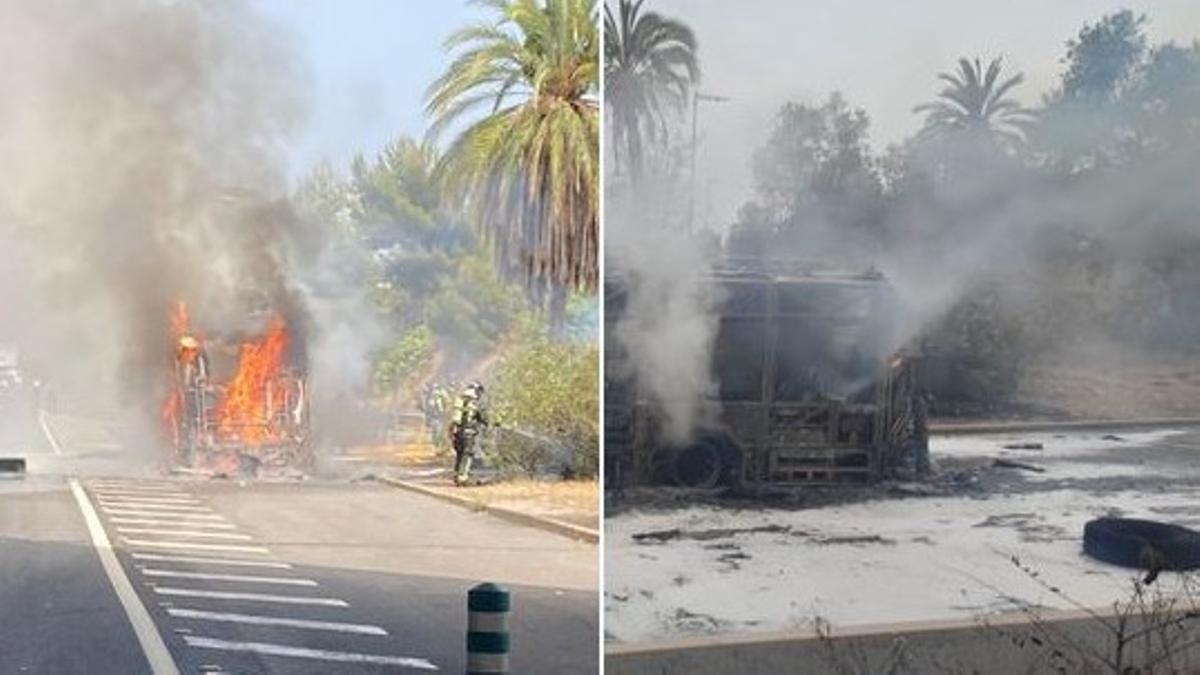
[{"xmin": 605, "ymin": 428, "xmax": 1200, "ymax": 643}]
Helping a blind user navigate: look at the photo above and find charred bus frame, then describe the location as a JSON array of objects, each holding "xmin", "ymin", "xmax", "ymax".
[
  {"xmin": 605, "ymin": 264, "xmax": 929, "ymax": 489},
  {"xmin": 168, "ymin": 334, "xmax": 310, "ymax": 469}
]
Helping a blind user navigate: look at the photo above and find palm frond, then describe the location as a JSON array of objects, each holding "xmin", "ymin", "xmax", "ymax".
[
  {"xmin": 917, "ymin": 54, "xmax": 1033, "ymax": 147},
  {"xmin": 427, "ymin": 0, "xmax": 598, "ymax": 298},
  {"xmin": 603, "ymin": 0, "xmax": 698, "ymax": 176}
]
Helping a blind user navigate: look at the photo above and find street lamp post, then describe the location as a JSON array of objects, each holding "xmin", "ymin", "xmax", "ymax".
[{"xmin": 689, "ymin": 90, "xmax": 730, "ymax": 232}]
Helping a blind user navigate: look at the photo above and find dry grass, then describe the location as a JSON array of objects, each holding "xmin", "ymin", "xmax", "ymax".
[
  {"xmin": 440, "ymin": 478, "xmax": 599, "ymax": 530},
  {"xmin": 462, "ymin": 478, "xmax": 599, "ymax": 515},
  {"xmin": 344, "ymin": 438, "xmax": 598, "ymax": 528},
  {"xmin": 345, "ymin": 441, "xmax": 446, "ymax": 467},
  {"xmin": 1020, "ymin": 346, "xmax": 1200, "ymax": 419}
]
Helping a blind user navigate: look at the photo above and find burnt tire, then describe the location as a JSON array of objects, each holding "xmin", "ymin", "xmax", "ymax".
[
  {"xmin": 1083, "ymin": 517, "xmax": 1200, "ymax": 571},
  {"xmin": 670, "ymin": 440, "xmax": 721, "ymax": 489},
  {"xmin": 668, "ymin": 435, "xmax": 740, "ymax": 489}
]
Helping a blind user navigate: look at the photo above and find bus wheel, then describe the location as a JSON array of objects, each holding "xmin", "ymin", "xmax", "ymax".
[{"xmin": 670, "ymin": 437, "xmax": 725, "ymax": 489}]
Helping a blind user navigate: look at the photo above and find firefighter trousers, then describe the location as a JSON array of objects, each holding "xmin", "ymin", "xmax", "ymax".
[{"xmin": 453, "ymin": 435, "xmax": 474, "ymax": 485}]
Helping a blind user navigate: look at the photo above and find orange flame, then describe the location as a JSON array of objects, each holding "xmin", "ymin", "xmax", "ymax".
[
  {"xmin": 216, "ymin": 314, "xmax": 289, "ymax": 445},
  {"xmin": 169, "ymin": 300, "xmax": 189, "ymax": 343}
]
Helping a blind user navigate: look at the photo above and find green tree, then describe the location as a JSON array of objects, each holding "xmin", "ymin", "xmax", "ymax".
[
  {"xmin": 914, "ymin": 57, "xmax": 1035, "ymax": 146},
  {"xmin": 603, "ymin": 0, "xmax": 699, "ymax": 180},
  {"xmin": 373, "ymin": 325, "xmax": 434, "ymax": 394},
  {"xmin": 296, "ymin": 137, "xmax": 529, "ymax": 397},
  {"xmin": 426, "ymin": 0, "xmax": 599, "ymax": 324},
  {"xmin": 1034, "ymin": 12, "xmax": 1190, "ymax": 171},
  {"xmin": 347, "ymin": 138, "xmax": 471, "ymax": 329},
  {"xmin": 1056, "ymin": 10, "xmax": 1147, "ymax": 104},
  {"xmin": 1136, "ymin": 42, "xmax": 1200, "ymax": 145},
  {"xmin": 729, "ymin": 94, "xmax": 884, "ymax": 259},
  {"xmin": 350, "ymin": 138, "xmax": 467, "ymax": 253}
]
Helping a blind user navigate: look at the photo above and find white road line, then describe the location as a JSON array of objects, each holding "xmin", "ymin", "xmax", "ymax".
[
  {"xmin": 38, "ymin": 411, "xmax": 63, "ymax": 455},
  {"xmin": 100, "ymin": 497, "xmax": 211, "ymax": 506},
  {"xmin": 123, "ymin": 539, "xmax": 270, "ymax": 555},
  {"xmin": 88, "ymin": 478, "xmax": 178, "ymax": 485},
  {"xmin": 167, "ymin": 608, "xmax": 387, "ymax": 635},
  {"xmin": 96, "ymin": 492, "xmax": 201, "ymax": 502},
  {"xmin": 103, "ymin": 509, "xmax": 225, "ymax": 521},
  {"xmin": 117, "ymin": 528, "xmax": 252, "ymax": 541},
  {"xmin": 68, "ymin": 479, "xmax": 180, "ymax": 675},
  {"xmin": 100, "ymin": 503, "xmax": 214, "ymax": 513},
  {"xmin": 93, "ymin": 490, "xmax": 194, "ymax": 499},
  {"xmin": 154, "ymin": 588, "xmax": 348, "ymax": 607},
  {"xmin": 88, "ymin": 482, "xmax": 181, "ymax": 492},
  {"xmin": 89, "ymin": 483, "xmax": 190, "ymax": 491},
  {"xmin": 182, "ymin": 637, "xmax": 436, "ymax": 670},
  {"xmin": 111, "ymin": 518, "xmax": 236, "ymax": 530},
  {"xmin": 141, "ymin": 569, "xmax": 317, "ymax": 586},
  {"xmin": 131, "ymin": 553, "xmax": 292, "ymax": 570}
]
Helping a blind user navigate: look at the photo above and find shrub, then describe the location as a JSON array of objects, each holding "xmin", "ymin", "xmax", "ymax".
[
  {"xmin": 489, "ymin": 320, "xmax": 599, "ymax": 478},
  {"xmin": 372, "ymin": 325, "xmax": 433, "ymax": 394}
]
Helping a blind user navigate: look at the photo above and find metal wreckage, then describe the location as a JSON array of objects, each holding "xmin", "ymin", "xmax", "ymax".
[
  {"xmin": 162, "ymin": 300, "xmax": 311, "ymax": 477},
  {"xmin": 605, "ymin": 260, "xmax": 929, "ymax": 490}
]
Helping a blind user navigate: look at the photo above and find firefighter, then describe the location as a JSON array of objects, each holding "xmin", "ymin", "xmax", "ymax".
[
  {"xmin": 430, "ymin": 382, "xmax": 448, "ymax": 430},
  {"xmin": 419, "ymin": 381, "xmax": 437, "ymax": 435},
  {"xmin": 449, "ymin": 381, "xmax": 490, "ymax": 486},
  {"xmin": 429, "ymin": 380, "xmax": 455, "ymax": 446}
]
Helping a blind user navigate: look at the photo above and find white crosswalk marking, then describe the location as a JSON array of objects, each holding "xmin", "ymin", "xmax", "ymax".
[
  {"xmin": 90, "ymin": 481, "xmax": 438, "ymax": 673},
  {"xmin": 167, "ymin": 609, "xmax": 387, "ymax": 635},
  {"xmin": 103, "ymin": 509, "xmax": 225, "ymax": 521},
  {"xmin": 100, "ymin": 502, "xmax": 214, "ymax": 513},
  {"xmin": 154, "ymin": 587, "xmax": 349, "ymax": 607},
  {"xmin": 117, "ymin": 528, "xmax": 253, "ymax": 541},
  {"xmin": 111, "ymin": 518, "xmax": 236, "ymax": 530},
  {"xmin": 123, "ymin": 539, "xmax": 271, "ymax": 554},
  {"xmin": 99, "ymin": 497, "xmax": 207, "ymax": 506},
  {"xmin": 182, "ymin": 636, "xmax": 437, "ymax": 670},
  {"xmin": 130, "ymin": 553, "xmax": 292, "ymax": 569},
  {"xmin": 98, "ymin": 498, "xmax": 202, "ymax": 507},
  {"xmin": 141, "ymin": 569, "xmax": 317, "ymax": 587},
  {"xmin": 92, "ymin": 490, "xmax": 194, "ymax": 499},
  {"xmin": 90, "ymin": 486, "xmax": 186, "ymax": 494},
  {"xmin": 68, "ymin": 480, "xmax": 180, "ymax": 675}
]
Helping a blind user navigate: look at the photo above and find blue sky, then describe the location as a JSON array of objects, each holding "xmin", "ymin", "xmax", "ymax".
[{"xmin": 253, "ymin": 0, "xmax": 479, "ymax": 182}]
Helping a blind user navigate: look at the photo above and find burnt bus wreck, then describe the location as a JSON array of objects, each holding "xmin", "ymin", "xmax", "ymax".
[
  {"xmin": 164, "ymin": 306, "xmax": 311, "ymax": 475},
  {"xmin": 606, "ymin": 263, "xmax": 929, "ymax": 489}
]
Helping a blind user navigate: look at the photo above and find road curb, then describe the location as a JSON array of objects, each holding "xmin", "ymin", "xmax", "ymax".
[
  {"xmin": 606, "ymin": 604, "xmax": 1131, "ymax": 674},
  {"xmin": 607, "ymin": 604, "xmax": 1103, "ymax": 656},
  {"xmin": 377, "ymin": 476, "xmax": 599, "ymax": 544},
  {"xmin": 929, "ymin": 417, "xmax": 1200, "ymax": 435}
]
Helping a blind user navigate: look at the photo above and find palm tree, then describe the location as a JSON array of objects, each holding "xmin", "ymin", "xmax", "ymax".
[
  {"xmin": 604, "ymin": 0, "xmax": 698, "ymax": 179},
  {"xmin": 914, "ymin": 57, "xmax": 1035, "ymax": 146},
  {"xmin": 426, "ymin": 0, "xmax": 599, "ymax": 322}
]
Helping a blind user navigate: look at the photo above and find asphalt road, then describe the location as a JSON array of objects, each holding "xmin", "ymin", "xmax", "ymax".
[{"xmin": 0, "ymin": 412, "xmax": 598, "ymax": 674}]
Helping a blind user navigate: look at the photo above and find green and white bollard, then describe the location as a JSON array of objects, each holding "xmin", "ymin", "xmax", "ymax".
[{"xmin": 467, "ymin": 582, "xmax": 510, "ymax": 674}]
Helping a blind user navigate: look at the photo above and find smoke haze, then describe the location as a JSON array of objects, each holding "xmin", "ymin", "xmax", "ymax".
[
  {"xmin": 609, "ymin": 0, "xmax": 1200, "ymax": 444},
  {"xmin": 0, "ymin": 0, "xmax": 342, "ymax": 442},
  {"xmin": 654, "ymin": 0, "xmax": 1200, "ymax": 230},
  {"xmin": 607, "ymin": 188, "xmax": 718, "ymax": 443}
]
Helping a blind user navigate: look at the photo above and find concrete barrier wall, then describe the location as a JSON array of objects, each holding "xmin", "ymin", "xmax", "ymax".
[
  {"xmin": 929, "ymin": 417, "xmax": 1200, "ymax": 435},
  {"xmin": 606, "ymin": 607, "xmax": 1200, "ymax": 674}
]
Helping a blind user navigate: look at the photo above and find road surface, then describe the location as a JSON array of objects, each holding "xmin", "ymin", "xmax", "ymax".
[
  {"xmin": 0, "ymin": 412, "xmax": 598, "ymax": 673},
  {"xmin": 606, "ymin": 426, "xmax": 1200, "ymax": 643}
]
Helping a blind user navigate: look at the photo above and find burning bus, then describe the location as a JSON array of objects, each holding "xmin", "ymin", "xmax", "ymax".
[
  {"xmin": 162, "ymin": 301, "xmax": 310, "ymax": 475},
  {"xmin": 605, "ymin": 261, "xmax": 928, "ymax": 489}
]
